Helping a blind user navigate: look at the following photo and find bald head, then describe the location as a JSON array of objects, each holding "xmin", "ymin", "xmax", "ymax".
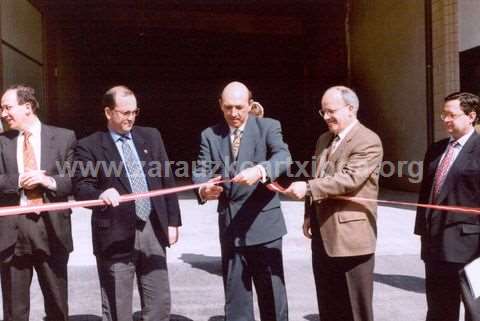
[{"xmin": 219, "ymin": 81, "xmax": 253, "ymax": 128}]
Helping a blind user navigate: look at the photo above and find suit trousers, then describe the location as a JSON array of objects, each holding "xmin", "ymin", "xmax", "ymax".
[
  {"xmin": 221, "ymin": 237, "xmax": 288, "ymax": 321},
  {"xmin": 311, "ymin": 238, "xmax": 374, "ymax": 321},
  {"xmin": 1, "ymin": 252, "xmax": 69, "ymax": 321},
  {"xmin": 424, "ymin": 260, "xmax": 473, "ymax": 321},
  {"xmin": 96, "ymin": 217, "xmax": 170, "ymax": 321}
]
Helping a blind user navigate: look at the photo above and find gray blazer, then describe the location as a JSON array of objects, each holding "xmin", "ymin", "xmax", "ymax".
[{"xmin": 193, "ymin": 116, "xmax": 291, "ymax": 247}]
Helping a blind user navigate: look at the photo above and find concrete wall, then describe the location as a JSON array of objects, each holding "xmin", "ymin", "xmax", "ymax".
[
  {"xmin": 459, "ymin": 0, "xmax": 480, "ymax": 51},
  {"xmin": 1, "ymin": 0, "xmax": 45, "ymax": 118},
  {"xmin": 349, "ymin": 0, "xmax": 427, "ymax": 190}
]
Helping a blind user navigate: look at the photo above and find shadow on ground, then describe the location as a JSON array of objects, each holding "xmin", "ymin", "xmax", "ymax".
[
  {"xmin": 374, "ymin": 273, "xmax": 425, "ymax": 293},
  {"xmin": 179, "ymin": 253, "xmax": 222, "ymax": 276},
  {"xmin": 303, "ymin": 314, "xmax": 320, "ymax": 321}
]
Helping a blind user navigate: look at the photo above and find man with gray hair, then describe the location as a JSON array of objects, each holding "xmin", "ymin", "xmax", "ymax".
[{"xmin": 285, "ymin": 86, "xmax": 383, "ymax": 321}]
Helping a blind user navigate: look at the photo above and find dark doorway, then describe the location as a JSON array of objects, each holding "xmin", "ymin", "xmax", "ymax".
[{"xmin": 39, "ymin": 1, "xmax": 347, "ymax": 163}]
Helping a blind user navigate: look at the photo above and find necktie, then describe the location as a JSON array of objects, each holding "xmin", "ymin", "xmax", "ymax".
[
  {"xmin": 23, "ymin": 130, "xmax": 43, "ymax": 206},
  {"xmin": 327, "ymin": 135, "xmax": 340, "ymax": 160},
  {"xmin": 432, "ymin": 141, "xmax": 457, "ymax": 201},
  {"xmin": 119, "ymin": 136, "xmax": 151, "ymax": 221},
  {"xmin": 232, "ymin": 128, "xmax": 243, "ymax": 159}
]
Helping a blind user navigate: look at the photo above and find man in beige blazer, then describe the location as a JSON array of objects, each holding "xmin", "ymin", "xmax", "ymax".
[{"xmin": 285, "ymin": 86, "xmax": 383, "ymax": 321}]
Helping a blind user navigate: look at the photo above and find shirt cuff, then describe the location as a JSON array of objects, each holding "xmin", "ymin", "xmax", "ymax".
[
  {"xmin": 46, "ymin": 177, "xmax": 57, "ymax": 191},
  {"xmin": 199, "ymin": 185, "xmax": 207, "ymax": 202},
  {"xmin": 256, "ymin": 165, "xmax": 268, "ymax": 183}
]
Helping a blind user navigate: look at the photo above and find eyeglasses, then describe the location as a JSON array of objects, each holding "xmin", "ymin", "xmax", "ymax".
[
  {"xmin": 112, "ymin": 108, "xmax": 140, "ymax": 118},
  {"xmin": 440, "ymin": 112, "xmax": 466, "ymax": 121},
  {"xmin": 318, "ymin": 104, "xmax": 350, "ymax": 118},
  {"xmin": 0, "ymin": 105, "xmax": 15, "ymax": 113}
]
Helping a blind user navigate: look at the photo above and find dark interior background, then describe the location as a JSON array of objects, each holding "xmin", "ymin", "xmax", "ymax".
[{"xmin": 40, "ymin": 0, "xmax": 347, "ymax": 164}]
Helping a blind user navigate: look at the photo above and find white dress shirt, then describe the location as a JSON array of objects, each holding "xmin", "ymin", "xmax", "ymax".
[{"xmin": 17, "ymin": 118, "xmax": 56, "ymax": 205}]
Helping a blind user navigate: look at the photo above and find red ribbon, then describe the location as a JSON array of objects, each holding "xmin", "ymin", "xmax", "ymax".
[
  {"xmin": 0, "ymin": 180, "xmax": 229, "ymax": 217},
  {"xmin": 266, "ymin": 181, "xmax": 480, "ymax": 215},
  {"xmin": 2, "ymin": 179, "xmax": 479, "ymax": 217}
]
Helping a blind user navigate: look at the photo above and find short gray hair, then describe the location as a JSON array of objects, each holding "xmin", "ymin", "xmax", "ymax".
[{"xmin": 328, "ymin": 86, "xmax": 359, "ymax": 113}]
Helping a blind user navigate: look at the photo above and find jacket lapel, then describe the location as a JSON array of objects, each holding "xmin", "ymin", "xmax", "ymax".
[
  {"xmin": 216, "ymin": 123, "xmax": 232, "ymax": 178},
  {"xmin": 101, "ymin": 131, "xmax": 131, "ymax": 192},
  {"xmin": 131, "ymin": 128, "xmax": 154, "ymax": 187},
  {"xmin": 236, "ymin": 117, "xmax": 257, "ymax": 167},
  {"xmin": 315, "ymin": 134, "xmax": 334, "ymax": 178},
  {"xmin": 328, "ymin": 122, "xmax": 362, "ymax": 163},
  {"xmin": 3, "ymin": 131, "xmax": 19, "ymax": 174},
  {"xmin": 40, "ymin": 124, "xmax": 54, "ymax": 170}
]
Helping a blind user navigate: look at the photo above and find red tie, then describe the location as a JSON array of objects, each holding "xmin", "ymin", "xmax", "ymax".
[
  {"xmin": 432, "ymin": 141, "xmax": 457, "ymax": 201},
  {"xmin": 23, "ymin": 130, "xmax": 43, "ymax": 206}
]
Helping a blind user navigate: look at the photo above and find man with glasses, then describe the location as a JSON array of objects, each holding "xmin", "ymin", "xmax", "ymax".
[
  {"xmin": 414, "ymin": 92, "xmax": 480, "ymax": 321},
  {"xmin": 73, "ymin": 85, "xmax": 181, "ymax": 321},
  {"xmin": 284, "ymin": 86, "xmax": 383, "ymax": 321},
  {"xmin": 0, "ymin": 84, "xmax": 76, "ymax": 321}
]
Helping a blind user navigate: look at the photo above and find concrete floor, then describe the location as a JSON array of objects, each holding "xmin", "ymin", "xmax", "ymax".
[{"xmin": 0, "ymin": 190, "xmax": 467, "ymax": 321}]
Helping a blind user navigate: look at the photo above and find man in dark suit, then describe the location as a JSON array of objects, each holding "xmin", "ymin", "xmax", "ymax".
[
  {"xmin": 285, "ymin": 86, "xmax": 383, "ymax": 321},
  {"xmin": 73, "ymin": 86, "xmax": 181, "ymax": 321},
  {"xmin": 415, "ymin": 92, "xmax": 480, "ymax": 321},
  {"xmin": 0, "ymin": 84, "xmax": 76, "ymax": 321},
  {"xmin": 192, "ymin": 81, "xmax": 291, "ymax": 321}
]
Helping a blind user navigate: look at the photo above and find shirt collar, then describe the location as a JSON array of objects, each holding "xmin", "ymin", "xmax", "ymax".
[
  {"xmin": 450, "ymin": 128, "xmax": 475, "ymax": 147},
  {"xmin": 21, "ymin": 117, "xmax": 41, "ymax": 136},
  {"xmin": 229, "ymin": 122, "xmax": 247, "ymax": 135},
  {"xmin": 109, "ymin": 129, "xmax": 132, "ymax": 142},
  {"xmin": 336, "ymin": 119, "xmax": 358, "ymax": 141}
]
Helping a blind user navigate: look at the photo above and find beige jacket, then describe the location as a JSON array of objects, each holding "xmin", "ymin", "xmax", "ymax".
[{"xmin": 305, "ymin": 122, "xmax": 383, "ymax": 257}]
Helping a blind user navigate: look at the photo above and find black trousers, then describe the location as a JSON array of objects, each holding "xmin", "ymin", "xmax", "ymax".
[
  {"xmin": 425, "ymin": 260, "xmax": 474, "ymax": 321},
  {"xmin": 221, "ymin": 238, "xmax": 288, "ymax": 321},
  {"xmin": 312, "ymin": 238, "xmax": 374, "ymax": 321},
  {"xmin": 1, "ymin": 252, "xmax": 69, "ymax": 321}
]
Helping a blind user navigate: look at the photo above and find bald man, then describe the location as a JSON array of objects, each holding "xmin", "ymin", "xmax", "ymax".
[
  {"xmin": 192, "ymin": 82, "xmax": 291, "ymax": 321},
  {"xmin": 285, "ymin": 86, "xmax": 383, "ymax": 321}
]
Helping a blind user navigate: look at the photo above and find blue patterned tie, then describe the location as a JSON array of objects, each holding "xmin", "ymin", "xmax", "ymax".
[{"xmin": 119, "ymin": 136, "xmax": 151, "ymax": 221}]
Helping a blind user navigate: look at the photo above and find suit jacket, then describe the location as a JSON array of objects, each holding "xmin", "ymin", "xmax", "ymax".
[
  {"xmin": 73, "ymin": 126, "xmax": 181, "ymax": 259},
  {"xmin": 0, "ymin": 124, "xmax": 76, "ymax": 255},
  {"xmin": 192, "ymin": 116, "xmax": 291, "ymax": 247},
  {"xmin": 414, "ymin": 132, "xmax": 480, "ymax": 263},
  {"xmin": 305, "ymin": 122, "xmax": 383, "ymax": 257}
]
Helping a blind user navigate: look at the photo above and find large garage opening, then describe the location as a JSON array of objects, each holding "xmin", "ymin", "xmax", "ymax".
[{"xmin": 34, "ymin": 0, "xmax": 347, "ymax": 163}]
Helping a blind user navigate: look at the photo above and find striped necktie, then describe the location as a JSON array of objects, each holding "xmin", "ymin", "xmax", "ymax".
[
  {"xmin": 232, "ymin": 128, "xmax": 243, "ymax": 159},
  {"xmin": 432, "ymin": 140, "xmax": 458, "ymax": 202},
  {"xmin": 23, "ymin": 130, "xmax": 43, "ymax": 206},
  {"xmin": 119, "ymin": 136, "xmax": 151, "ymax": 221}
]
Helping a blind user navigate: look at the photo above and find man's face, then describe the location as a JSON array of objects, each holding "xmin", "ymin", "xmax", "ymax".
[
  {"xmin": 220, "ymin": 90, "xmax": 251, "ymax": 128},
  {"xmin": 441, "ymin": 99, "xmax": 475, "ymax": 139},
  {"xmin": 105, "ymin": 94, "xmax": 138, "ymax": 134},
  {"xmin": 0, "ymin": 89, "xmax": 32, "ymax": 131},
  {"xmin": 320, "ymin": 90, "xmax": 355, "ymax": 135}
]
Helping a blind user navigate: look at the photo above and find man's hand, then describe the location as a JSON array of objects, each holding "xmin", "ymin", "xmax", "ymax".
[
  {"xmin": 199, "ymin": 176, "xmax": 224, "ymax": 201},
  {"xmin": 168, "ymin": 226, "xmax": 179, "ymax": 245},
  {"xmin": 303, "ymin": 219, "xmax": 312, "ymax": 239},
  {"xmin": 284, "ymin": 181, "xmax": 308, "ymax": 200},
  {"xmin": 232, "ymin": 166, "xmax": 262, "ymax": 186},
  {"xmin": 19, "ymin": 170, "xmax": 50, "ymax": 190},
  {"xmin": 99, "ymin": 188, "xmax": 121, "ymax": 207}
]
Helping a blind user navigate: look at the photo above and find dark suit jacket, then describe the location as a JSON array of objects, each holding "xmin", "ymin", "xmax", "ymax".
[
  {"xmin": 192, "ymin": 116, "xmax": 291, "ymax": 247},
  {"xmin": 73, "ymin": 126, "xmax": 181, "ymax": 259},
  {"xmin": 0, "ymin": 124, "xmax": 77, "ymax": 255},
  {"xmin": 415, "ymin": 132, "xmax": 480, "ymax": 263}
]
